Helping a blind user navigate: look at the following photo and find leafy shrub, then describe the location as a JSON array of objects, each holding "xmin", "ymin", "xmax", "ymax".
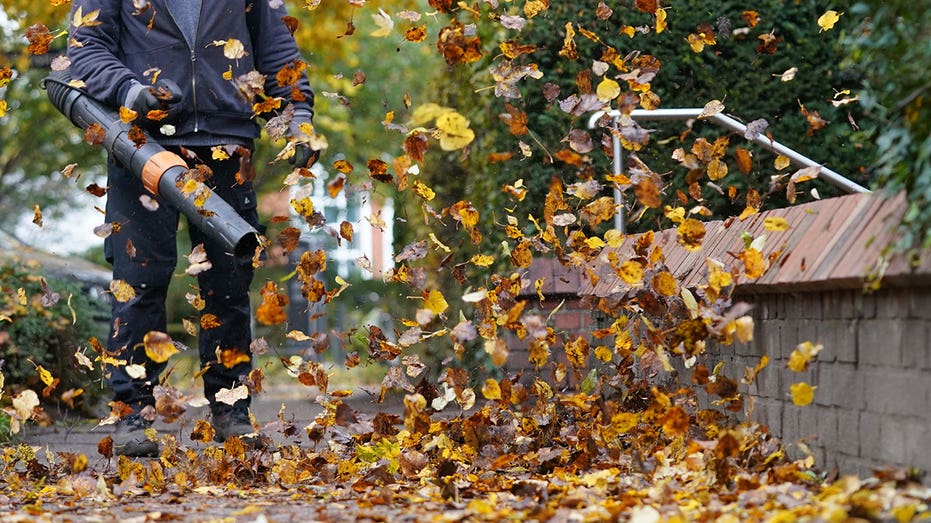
[{"xmin": 0, "ymin": 261, "xmax": 108, "ymax": 415}]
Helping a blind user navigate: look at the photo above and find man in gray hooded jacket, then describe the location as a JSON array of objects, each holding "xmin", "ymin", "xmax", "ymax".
[{"xmin": 68, "ymin": 0, "xmax": 317, "ymax": 456}]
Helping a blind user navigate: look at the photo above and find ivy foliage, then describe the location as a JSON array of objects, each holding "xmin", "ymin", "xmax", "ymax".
[{"xmin": 843, "ymin": 2, "xmax": 931, "ymax": 256}]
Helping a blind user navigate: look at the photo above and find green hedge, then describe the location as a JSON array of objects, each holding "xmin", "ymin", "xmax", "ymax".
[{"xmin": 0, "ymin": 261, "xmax": 108, "ymax": 415}]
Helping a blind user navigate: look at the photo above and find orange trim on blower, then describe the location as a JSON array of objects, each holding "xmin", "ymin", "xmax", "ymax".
[{"xmin": 141, "ymin": 151, "xmax": 187, "ymax": 195}]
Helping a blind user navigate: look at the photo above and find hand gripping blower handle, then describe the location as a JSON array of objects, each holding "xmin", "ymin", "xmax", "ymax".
[{"xmin": 43, "ymin": 70, "xmax": 262, "ymax": 261}]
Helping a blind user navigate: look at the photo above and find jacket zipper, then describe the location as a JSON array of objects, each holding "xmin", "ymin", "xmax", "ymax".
[
  {"xmin": 165, "ymin": 1, "xmax": 202, "ymax": 132},
  {"xmin": 190, "ymin": 48, "xmax": 199, "ymax": 132}
]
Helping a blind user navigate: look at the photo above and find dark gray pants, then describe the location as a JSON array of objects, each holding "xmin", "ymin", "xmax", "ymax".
[{"xmin": 103, "ymin": 146, "xmax": 261, "ymax": 414}]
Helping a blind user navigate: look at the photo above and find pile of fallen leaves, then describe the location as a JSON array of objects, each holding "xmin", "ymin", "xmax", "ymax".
[
  {"xmin": 1, "ymin": 383, "xmax": 930, "ymax": 521},
  {"xmin": 2, "ymin": 1, "xmax": 930, "ymax": 521}
]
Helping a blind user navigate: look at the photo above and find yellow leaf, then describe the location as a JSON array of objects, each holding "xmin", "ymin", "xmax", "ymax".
[
  {"xmin": 677, "ymin": 218, "xmax": 706, "ymax": 251},
  {"xmin": 617, "ymin": 260, "xmax": 644, "ymax": 285},
  {"xmin": 787, "ymin": 341, "xmax": 823, "ymax": 372},
  {"xmin": 764, "ymin": 216, "xmax": 790, "ymax": 231},
  {"xmin": 592, "ymin": 344, "xmax": 612, "ymax": 363},
  {"xmin": 739, "ymin": 248, "xmax": 766, "ymax": 279},
  {"xmin": 109, "ymin": 279, "xmax": 136, "ymax": 303},
  {"xmin": 707, "ymin": 158, "xmax": 728, "ymax": 181},
  {"xmin": 605, "ymin": 229, "xmax": 625, "ymax": 248},
  {"xmin": 584, "ymin": 236, "xmax": 606, "ymax": 249},
  {"xmin": 409, "ymin": 102, "xmax": 453, "ymax": 126},
  {"xmin": 435, "ymin": 111, "xmax": 475, "ymax": 151},
  {"xmin": 143, "ymin": 331, "xmax": 179, "ymax": 363},
  {"xmin": 118, "ymin": 106, "xmax": 138, "ymax": 123},
  {"xmin": 817, "ymin": 10, "xmax": 842, "ymax": 32},
  {"xmin": 655, "ymin": 8, "xmax": 668, "ymax": 33},
  {"xmin": 286, "ymin": 330, "xmax": 311, "ymax": 341},
  {"xmin": 181, "ymin": 178, "xmax": 199, "ymax": 195},
  {"xmin": 651, "ymin": 271, "xmax": 677, "ymax": 296},
  {"xmin": 469, "ymin": 254, "xmax": 495, "ymax": 266},
  {"xmin": 37, "ymin": 365, "xmax": 55, "ymax": 387},
  {"xmin": 424, "ymin": 290, "xmax": 448, "ymax": 315},
  {"xmin": 774, "ymin": 155, "xmax": 791, "ymax": 170},
  {"xmin": 211, "ymin": 146, "xmax": 230, "ymax": 161},
  {"xmin": 72, "ymin": 7, "xmax": 101, "ymax": 28},
  {"xmin": 481, "ymin": 378, "xmax": 501, "ymax": 400},
  {"xmin": 222, "ymin": 38, "xmax": 247, "ymax": 59},
  {"xmin": 412, "ymin": 180, "xmax": 435, "ymax": 201},
  {"xmin": 596, "ymin": 78, "xmax": 620, "ymax": 102},
  {"xmin": 611, "ymin": 411, "xmax": 639, "ymax": 434},
  {"xmin": 738, "ymin": 205, "xmax": 758, "ymax": 221},
  {"xmin": 664, "ymin": 205, "xmax": 686, "ymax": 224},
  {"xmin": 790, "ymin": 382, "xmax": 815, "ymax": 406},
  {"xmin": 291, "ymin": 196, "xmax": 314, "ymax": 217}
]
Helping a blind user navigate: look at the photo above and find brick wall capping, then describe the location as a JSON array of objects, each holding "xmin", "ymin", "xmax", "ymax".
[{"xmin": 514, "ymin": 192, "xmax": 930, "ymax": 299}]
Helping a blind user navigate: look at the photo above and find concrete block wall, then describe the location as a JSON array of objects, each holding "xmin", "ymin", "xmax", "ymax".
[{"xmin": 718, "ymin": 287, "xmax": 931, "ymax": 478}]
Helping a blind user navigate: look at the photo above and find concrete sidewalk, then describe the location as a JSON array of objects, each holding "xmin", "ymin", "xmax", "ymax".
[{"xmin": 19, "ymin": 385, "xmax": 400, "ymax": 459}]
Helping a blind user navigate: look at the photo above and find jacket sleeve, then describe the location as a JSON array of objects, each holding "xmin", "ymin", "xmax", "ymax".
[
  {"xmin": 246, "ymin": 0, "xmax": 315, "ymax": 120},
  {"xmin": 67, "ymin": 0, "xmax": 139, "ymax": 107}
]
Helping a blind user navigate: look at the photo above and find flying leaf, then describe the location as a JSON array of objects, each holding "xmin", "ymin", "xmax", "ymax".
[
  {"xmin": 651, "ymin": 271, "xmax": 677, "ymax": 296},
  {"xmin": 220, "ymin": 38, "xmax": 248, "ymax": 59},
  {"xmin": 71, "ymin": 7, "xmax": 102, "ymax": 28},
  {"xmin": 436, "ymin": 111, "xmax": 475, "ymax": 151},
  {"xmin": 185, "ymin": 243, "xmax": 212, "ymax": 276},
  {"xmin": 698, "ymin": 99, "xmax": 725, "ymax": 119},
  {"xmin": 596, "ymin": 78, "xmax": 620, "ymax": 102},
  {"xmin": 110, "ymin": 279, "xmax": 136, "ymax": 302},
  {"xmin": 424, "ymin": 290, "xmax": 448, "ymax": 315},
  {"xmin": 370, "ymin": 9, "xmax": 394, "ymax": 37},
  {"xmin": 787, "ymin": 341, "xmax": 823, "ymax": 372},
  {"xmin": 739, "ymin": 248, "xmax": 766, "ymax": 279},
  {"xmin": 25, "ymin": 24, "xmax": 53, "ymax": 55},
  {"xmin": 764, "ymin": 216, "xmax": 790, "ymax": 231},
  {"xmin": 85, "ymin": 122, "xmax": 106, "ymax": 145},
  {"xmin": 744, "ymin": 118, "xmax": 768, "ymax": 140},
  {"xmin": 617, "ymin": 260, "xmax": 644, "ymax": 285},
  {"xmin": 215, "ymin": 385, "xmax": 249, "ymax": 406},
  {"xmin": 790, "ymin": 382, "xmax": 815, "ymax": 406},
  {"xmin": 677, "ymin": 219, "xmax": 705, "ymax": 251},
  {"xmin": 143, "ymin": 331, "xmax": 179, "ymax": 363},
  {"xmin": 817, "ymin": 10, "xmax": 842, "ymax": 32}
]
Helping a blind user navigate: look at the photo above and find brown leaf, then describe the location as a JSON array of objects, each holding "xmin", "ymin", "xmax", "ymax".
[
  {"xmin": 277, "ymin": 227, "xmax": 302, "ymax": 253},
  {"xmin": 84, "ymin": 122, "xmax": 106, "ymax": 145},
  {"xmin": 281, "ymin": 15, "xmax": 299, "ymax": 36},
  {"xmin": 368, "ymin": 158, "xmax": 393, "ymax": 183},
  {"xmin": 25, "ymin": 24, "xmax": 53, "ymax": 55},
  {"xmin": 340, "ymin": 221, "xmax": 354, "ymax": 243}
]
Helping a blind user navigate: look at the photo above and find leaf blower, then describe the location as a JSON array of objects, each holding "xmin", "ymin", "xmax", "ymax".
[{"xmin": 43, "ymin": 70, "xmax": 262, "ymax": 261}]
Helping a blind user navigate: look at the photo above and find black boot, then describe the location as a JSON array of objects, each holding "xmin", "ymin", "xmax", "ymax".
[
  {"xmin": 211, "ymin": 406, "xmax": 267, "ymax": 448},
  {"xmin": 112, "ymin": 414, "xmax": 159, "ymax": 457}
]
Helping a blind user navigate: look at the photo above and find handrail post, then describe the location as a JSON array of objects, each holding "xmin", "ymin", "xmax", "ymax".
[{"xmin": 611, "ymin": 115, "xmax": 626, "ymax": 233}]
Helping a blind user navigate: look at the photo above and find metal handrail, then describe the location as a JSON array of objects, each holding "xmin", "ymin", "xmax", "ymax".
[{"xmin": 588, "ymin": 108, "xmax": 871, "ymax": 232}]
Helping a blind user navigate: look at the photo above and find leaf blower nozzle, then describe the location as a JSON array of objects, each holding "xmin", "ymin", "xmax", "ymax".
[{"xmin": 43, "ymin": 70, "xmax": 262, "ymax": 261}]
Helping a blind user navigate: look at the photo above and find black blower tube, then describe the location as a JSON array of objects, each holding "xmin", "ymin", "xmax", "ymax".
[{"xmin": 43, "ymin": 70, "xmax": 261, "ymax": 261}]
